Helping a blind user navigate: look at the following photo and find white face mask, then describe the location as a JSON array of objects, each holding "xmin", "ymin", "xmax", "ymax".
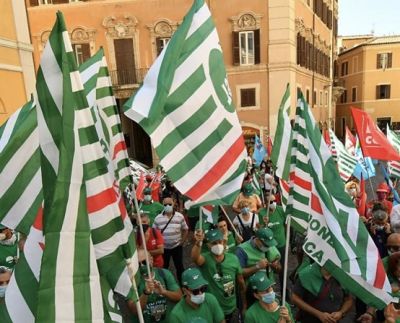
[
  {"xmin": 164, "ymin": 205, "xmax": 173, "ymax": 213},
  {"xmin": 190, "ymin": 293, "xmax": 205, "ymax": 304},
  {"xmin": 0, "ymin": 233, "xmax": 16, "ymax": 246},
  {"xmin": 211, "ymin": 244, "xmax": 224, "ymax": 256},
  {"xmin": 269, "ymin": 202, "xmax": 277, "ymax": 211},
  {"xmin": 144, "ymin": 195, "xmax": 152, "ymax": 202},
  {"xmin": 0, "ymin": 285, "xmax": 7, "ymax": 298}
]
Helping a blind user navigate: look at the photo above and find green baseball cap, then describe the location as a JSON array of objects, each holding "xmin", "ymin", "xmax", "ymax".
[
  {"xmin": 242, "ymin": 183, "xmax": 254, "ymax": 196},
  {"xmin": 255, "ymin": 227, "xmax": 277, "ymax": 247},
  {"xmin": 249, "ymin": 271, "xmax": 275, "ymax": 291},
  {"xmin": 143, "ymin": 187, "xmax": 152, "ymax": 195},
  {"xmin": 206, "ymin": 229, "xmax": 224, "ymax": 243},
  {"xmin": 182, "ymin": 268, "xmax": 208, "ymax": 290}
]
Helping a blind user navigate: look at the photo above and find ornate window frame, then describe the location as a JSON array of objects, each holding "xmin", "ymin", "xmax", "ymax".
[
  {"xmin": 147, "ymin": 19, "xmax": 179, "ymax": 60},
  {"xmin": 230, "ymin": 12, "xmax": 263, "ymax": 32}
]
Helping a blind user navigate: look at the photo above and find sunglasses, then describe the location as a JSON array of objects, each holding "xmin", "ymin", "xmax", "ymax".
[
  {"xmin": 388, "ymin": 246, "xmax": 400, "ymax": 252},
  {"xmin": 163, "ymin": 203, "xmax": 173, "ymax": 206},
  {"xmin": 191, "ymin": 286, "xmax": 207, "ymax": 295}
]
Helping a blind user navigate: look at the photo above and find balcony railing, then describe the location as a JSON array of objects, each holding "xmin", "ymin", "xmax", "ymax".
[{"xmin": 109, "ymin": 68, "xmax": 148, "ymax": 87}]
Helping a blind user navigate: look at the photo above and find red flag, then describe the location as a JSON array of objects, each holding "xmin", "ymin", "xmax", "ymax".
[
  {"xmin": 136, "ymin": 172, "xmax": 145, "ymax": 200},
  {"xmin": 345, "ymin": 126, "xmax": 356, "ymax": 155},
  {"xmin": 267, "ymin": 136, "xmax": 273, "ymax": 157},
  {"xmin": 150, "ymin": 172, "xmax": 162, "ymax": 202},
  {"xmin": 351, "ymin": 107, "xmax": 400, "ymax": 161}
]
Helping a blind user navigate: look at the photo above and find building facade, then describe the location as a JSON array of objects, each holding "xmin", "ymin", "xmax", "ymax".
[
  {"xmin": 336, "ymin": 35, "xmax": 400, "ymax": 138},
  {"xmin": 0, "ymin": 0, "xmax": 36, "ymax": 125},
  {"xmin": 26, "ymin": 0, "xmax": 337, "ymax": 166}
]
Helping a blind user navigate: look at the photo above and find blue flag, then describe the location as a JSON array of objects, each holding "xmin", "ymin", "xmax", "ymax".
[
  {"xmin": 381, "ymin": 163, "xmax": 400, "ymax": 206},
  {"xmin": 252, "ymin": 134, "xmax": 266, "ymax": 166},
  {"xmin": 353, "ymin": 136, "xmax": 376, "ymax": 180}
]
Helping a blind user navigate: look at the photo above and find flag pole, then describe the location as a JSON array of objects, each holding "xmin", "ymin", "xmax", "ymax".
[
  {"xmin": 129, "ymin": 183, "xmax": 152, "ymax": 278},
  {"xmin": 364, "ymin": 157, "xmax": 376, "ymax": 200},
  {"xmin": 126, "ymin": 258, "xmax": 145, "ymax": 323},
  {"xmin": 220, "ymin": 206, "xmax": 243, "ymax": 242},
  {"xmin": 198, "ymin": 207, "xmax": 203, "ymax": 247},
  {"xmin": 264, "ymin": 168, "xmax": 275, "ymax": 219},
  {"xmin": 281, "ymin": 214, "xmax": 292, "ymax": 307}
]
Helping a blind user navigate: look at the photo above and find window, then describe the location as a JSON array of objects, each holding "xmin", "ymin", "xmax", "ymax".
[
  {"xmin": 313, "ymin": 90, "xmax": 317, "ymax": 106},
  {"xmin": 306, "ymin": 89, "xmax": 310, "ymax": 104},
  {"xmin": 341, "ymin": 61, "xmax": 348, "ymax": 76},
  {"xmin": 240, "ymin": 88, "xmax": 256, "ymax": 107},
  {"xmin": 297, "ymin": 87, "xmax": 302, "ymax": 99},
  {"xmin": 352, "ymin": 87, "xmax": 357, "ymax": 102},
  {"xmin": 325, "ymin": 91, "xmax": 328, "ymax": 106},
  {"xmin": 319, "ymin": 91, "xmax": 323, "ymax": 106},
  {"xmin": 340, "ymin": 90, "xmax": 347, "ymax": 103},
  {"xmin": 377, "ymin": 53, "xmax": 392, "ymax": 69},
  {"xmin": 33, "ymin": 0, "xmax": 75, "ymax": 4},
  {"xmin": 376, "ymin": 85, "xmax": 391, "ymax": 100},
  {"xmin": 72, "ymin": 43, "xmax": 91, "ymax": 66},
  {"xmin": 353, "ymin": 56, "xmax": 358, "ymax": 73},
  {"xmin": 156, "ymin": 37, "xmax": 170, "ymax": 56},
  {"xmin": 232, "ymin": 30, "xmax": 260, "ymax": 66}
]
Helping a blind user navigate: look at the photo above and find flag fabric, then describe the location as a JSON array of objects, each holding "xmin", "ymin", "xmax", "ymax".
[
  {"xmin": 353, "ymin": 136, "xmax": 376, "ymax": 180},
  {"xmin": 357, "ymin": 175, "xmax": 367, "ymax": 217},
  {"xmin": 279, "ymin": 179, "xmax": 289, "ymax": 211},
  {"xmin": 124, "ymin": 0, "xmax": 247, "ymax": 208},
  {"xmin": 201, "ymin": 205, "xmax": 218, "ymax": 224},
  {"xmin": 328, "ymin": 129, "xmax": 358, "ymax": 182},
  {"xmin": 251, "ymin": 171, "xmax": 263, "ymax": 197},
  {"xmin": 135, "ymin": 172, "xmax": 146, "ymax": 201},
  {"xmin": 266, "ymin": 136, "xmax": 273, "ymax": 158},
  {"xmin": 345, "ymin": 126, "xmax": 356, "ymax": 156},
  {"xmin": 285, "ymin": 94, "xmax": 395, "ymax": 309},
  {"xmin": 386, "ymin": 125, "xmax": 400, "ymax": 179},
  {"xmin": 0, "ymin": 98, "xmax": 42, "ymax": 235},
  {"xmin": 34, "ymin": 12, "xmax": 103, "ymax": 321},
  {"xmin": 270, "ymin": 84, "xmax": 291, "ymax": 180},
  {"xmin": 351, "ymin": 107, "xmax": 400, "ymax": 161},
  {"xmin": 150, "ymin": 172, "xmax": 162, "ymax": 202},
  {"xmin": 252, "ymin": 134, "xmax": 266, "ymax": 166}
]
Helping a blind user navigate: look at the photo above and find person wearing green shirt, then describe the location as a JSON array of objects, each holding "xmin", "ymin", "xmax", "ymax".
[
  {"xmin": 141, "ymin": 187, "xmax": 164, "ymax": 226},
  {"xmin": 245, "ymin": 271, "xmax": 293, "ymax": 323},
  {"xmin": 170, "ymin": 267, "xmax": 225, "ymax": 323},
  {"xmin": 129, "ymin": 249, "xmax": 182, "ymax": 323},
  {"xmin": 0, "ymin": 225, "xmax": 18, "ymax": 270},
  {"xmin": 217, "ymin": 217, "xmax": 243, "ymax": 253},
  {"xmin": 191, "ymin": 229, "xmax": 247, "ymax": 322}
]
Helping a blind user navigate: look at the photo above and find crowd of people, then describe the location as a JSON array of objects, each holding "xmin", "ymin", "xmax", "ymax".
[{"xmin": 3, "ymin": 158, "xmax": 400, "ymax": 323}]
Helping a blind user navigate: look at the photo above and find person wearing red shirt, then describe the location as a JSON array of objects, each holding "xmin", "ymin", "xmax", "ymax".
[
  {"xmin": 137, "ymin": 213, "xmax": 164, "ymax": 268},
  {"xmin": 366, "ymin": 182, "xmax": 393, "ymax": 219}
]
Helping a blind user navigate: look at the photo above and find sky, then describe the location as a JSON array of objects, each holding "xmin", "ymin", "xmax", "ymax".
[{"xmin": 339, "ymin": 0, "xmax": 400, "ymax": 36}]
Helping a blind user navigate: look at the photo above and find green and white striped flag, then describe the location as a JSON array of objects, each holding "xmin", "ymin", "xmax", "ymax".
[
  {"xmin": 34, "ymin": 12, "xmax": 104, "ymax": 322},
  {"xmin": 124, "ymin": 0, "xmax": 247, "ymax": 208},
  {"xmin": 0, "ymin": 98, "xmax": 42, "ymax": 235},
  {"xmin": 328, "ymin": 128, "xmax": 358, "ymax": 182},
  {"xmin": 2, "ymin": 14, "xmax": 137, "ymax": 323},
  {"xmin": 387, "ymin": 125, "xmax": 400, "ymax": 179},
  {"xmin": 286, "ymin": 93, "xmax": 395, "ymax": 309},
  {"xmin": 270, "ymin": 84, "xmax": 291, "ymax": 181}
]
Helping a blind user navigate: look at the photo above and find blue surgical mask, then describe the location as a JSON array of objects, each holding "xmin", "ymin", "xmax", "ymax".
[
  {"xmin": 0, "ymin": 285, "xmax": 7, "ymax": 298},
  {"xmin": 190, "ymin": 293, "xmax": 205, "ymax": 304},
  {"xmin": 144, "ymin": 195, "xmax": 152, "ymax": 202},
  {"xmin": 241, "ymin": 207, "xmax": 250, "ymax": 214},
  {"xmin": 164, "ymin": 205, "xmax": 173, "ymax": 213},
  {"xmin": 261, "ymin": 291, "xmax": 275, "ymax": 304}
]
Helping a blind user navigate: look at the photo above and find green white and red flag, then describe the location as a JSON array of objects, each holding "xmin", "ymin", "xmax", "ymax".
[
  {"xmin": 123, "ymin": 0, "xmax": 247, "ymax": 208},
  {"xmin": 386, "ymin": 125, "xmax": 400, "ymax": 179},
  {"xmin": 286, "ymin": 94, "xmax": 395, "ymax": 309},
  {"xmin": 270, "ymin": 84, "xmax": 291, "ymax": 181},
  {"xmin": 345, "ymin": 126, "xmax": 356, "ymax": 156}
]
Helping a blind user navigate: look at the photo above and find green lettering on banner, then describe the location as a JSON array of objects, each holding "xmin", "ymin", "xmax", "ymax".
[
  {"xmin": 304, "ymin": 241, "xmax": 324, "ymax": 263},
  {"xmin": 309, "ymin": 219, "xmax": 320, "ymax": 231},
  {"xmin": 311, "ymin": 250, "xmax": 324, "ymax": 262}
]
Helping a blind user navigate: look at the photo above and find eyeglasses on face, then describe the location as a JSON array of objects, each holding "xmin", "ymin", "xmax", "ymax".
[
  {"xmin": 190, "ymin": 285, "xmax": 207, "ymax": 295},
  {"xmin": 388, "ymin": 246, "xmax": 400, "ymax": 252}
]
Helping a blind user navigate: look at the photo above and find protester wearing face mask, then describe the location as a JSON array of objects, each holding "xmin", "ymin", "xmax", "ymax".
[
  {"xmin": 217, "ymin": 217, "xmax": 242, "ymax": 253},
  {"xmin": 366, "ymin": 182, "xmax": 393, "ymax": 219},
  {"xmin": 141, "ymin": 187, "xmax": 164, "ymax": 226},
  {"xmin": 169, "ymin": 267, "xmax": 225, "ymax": 323},
  {"xmin": 235, "ymin": 228, "xmax": 281, "ymax": 281},
  {"xmin": 136, "ymin": 214, "xmax": 164, "ymax": 268},
  {"xmin": 367, "ymin": 203, "xmax": 391, "ymax": 258},
  {"xmin": 233, "ymin": 201, "xmax": 259, "ymax": 242},
  {"xmin": 232, "ymin": 183, "xmax": 262, "ymax": 214},
  {"xmin": 0, "ymin": 266, "xmax": 11, "ymax": 300},
  {"xmin": 245, "ymin": 271, "xmax": 293, "ymax": 323},
  {"xmin": 191, "ymin": 229, "xmax": 246, "ymax": 322},
  {"xmin": 291, "ymin": 263, "xmax": 354, "ymax": 323},
  {"xmin": 128, "ymin": 249, "xmax": 181, "ymax": 323},
  {"xmin": 153, "ymin": 197, "xmax": 188, "ymax": 282},
  {"xmin": 0, "ymin": 225, "xmax": 18, "ymax": 269}
]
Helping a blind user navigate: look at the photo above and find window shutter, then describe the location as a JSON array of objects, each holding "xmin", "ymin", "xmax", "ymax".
[
  {"xmin": 297, "ymin": 34, "xmax": 301, "ymax": 65},
  {"xmin": 376, "ymin": 85, "xmax": 380, "ymax": 99},
  {"xmin": 81, "ymin": 43, "xmax": 91, "ymax": 62},
  {"xmin": 232, "ymin": 32, "xmax": 240, "ymax": 66},
  {"xmin": 30, "ymin": 0, "xmax": 39, "ymax": 6},
  {"xmin": 388, "ymin": 53, "xmax": 393, "ymax": 68},
  {"xmin": 388, "ymin": 85, "xmax": 391, "ymax": 98},
  {"xmin": 254, "ymin": 29, "xmax": 260, "ymax": 64},
  {"xmin": 376, "ymin": 54, "xmax": 381, "ymax": 69}
]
